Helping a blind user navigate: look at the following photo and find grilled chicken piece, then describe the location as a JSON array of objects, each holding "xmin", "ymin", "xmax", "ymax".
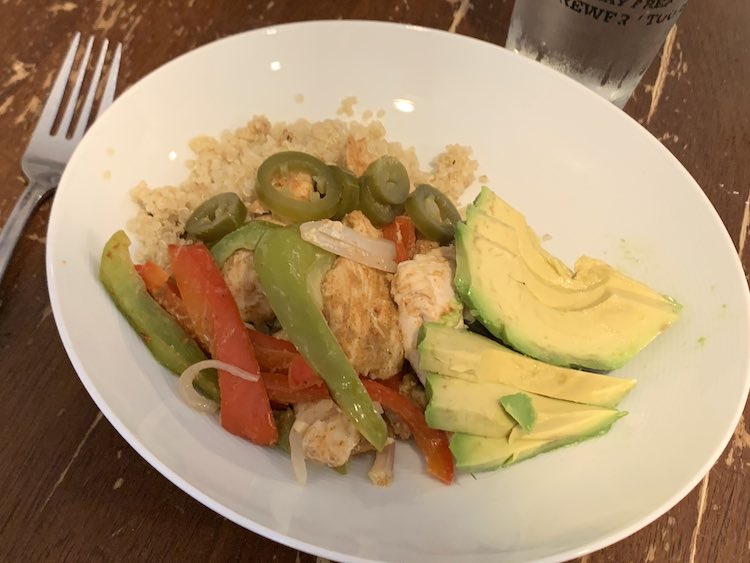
[
  {"xmin": 294, "ymin": 401, "xmax": 360, "ymax": 468},
  {"xmin": 221, "ymin": 249, "xmax": 275, "ymax": 326},
  {"xmin": 384, "ymin": 411, "xmax": 412, "ymax": 440},
  {"xmin": 399, "ymin": 372, "xmax": 427, "ymax": 410},
  {"xmin": 391, "ymin": 247, "xmax": 464, "ymax": 380},
  {"xmin": 321, "ymin": 212, "xmax": 404, "ymax": 379},
  {"xmin": 414, "ymin": 238, "xmax": 440, "ymax": 256}
]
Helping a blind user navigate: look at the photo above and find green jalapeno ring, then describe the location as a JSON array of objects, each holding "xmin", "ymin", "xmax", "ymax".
[
  {"xmin": 362, "ymin": 155, "xmax": 410, "ymax": 206},
  {"xmin": 359, "ymin": 179, "xmax": 402, "ymax": 228},
  {"xmin": 404, "ymin": 184, "xmax": 461, "ymax": 244},
  {"xmin": 257, "ymin": 151, "xmax": 342, "ymax": 223},
  {"xmin": 330, "ymin": 165, "xmax": 361, "ymax": 221},
  {"xmin": 184, "ymin": 192, "xmax": 248, "ymax": 244}
]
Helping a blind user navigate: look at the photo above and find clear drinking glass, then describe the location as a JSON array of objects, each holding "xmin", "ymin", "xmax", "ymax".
[{"xmin": 506, "ymin": 0, "xmax": 689, "ymax": 108}]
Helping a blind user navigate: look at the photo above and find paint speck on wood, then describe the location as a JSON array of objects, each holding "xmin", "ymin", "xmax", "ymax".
[
  {"xmin": 4, "ymin": 60, "xmax": 34, "ymax": 88},
  {"xmin": 647, "ymin": 25, "xmax": 678, "ymax": 124},
  {"xmin": 688, "ymin": 474, "xmax": 710, "ymax": 563},
  {"xmin": 14, "ymin": 95, "xmax": 41, "ymax": 125},
  {"xmin": 446, "ymin": 0, "xmax": 471, "ymax": 33},
  {"xmin": 0, "ymin": 95, "xmax": 14, "ymax": 116},
  {"xmin": 726, "ymin": 414, "xmax": 750, "ymax": 467},
  {"xmin": 47, "ymin": 2, "xmax": 77, "ymax": 14},
  {"xmin": 738, "ymin": 197, "xmax": 750, "ymax": 258}
]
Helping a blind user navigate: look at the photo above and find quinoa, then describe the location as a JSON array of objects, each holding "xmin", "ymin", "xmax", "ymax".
[
  {"xmin": 127, "ymin": 115, "xmax": 478, "ymax": 266},
  {"xmin": 336, "ymin": 95, "xmax": 357, "ymax": 117}
]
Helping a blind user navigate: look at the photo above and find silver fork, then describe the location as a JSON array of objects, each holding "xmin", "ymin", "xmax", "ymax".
[{"xmin": 0, "ymin": 33, "xmax": 122, "ymax": 284}]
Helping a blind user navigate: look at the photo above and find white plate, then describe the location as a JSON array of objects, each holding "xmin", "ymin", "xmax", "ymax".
[{"xmin": 47, "ymin": 21, "xmax": 750, "ymax": 563}]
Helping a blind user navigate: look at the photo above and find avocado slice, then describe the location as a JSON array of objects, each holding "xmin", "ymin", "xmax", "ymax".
[
  {"xmin": 454, "ymin": 187, "xmax": 681, "ymax": 371},
  {"xmin": 425, "ymin": 374, "xmax": 625, "ymax": 439},
  {"xmin": 425, "ymin": 374, "xmax": 515, "ymax": 438},
  {"xmin": 450, "ymin": 410, "xmax": 624, "ymax": 473},
  {"xmin": 449, "ymin": 433, "xmax": 549, "ymax": 472},
  {"xmin": 418, "ymin": 323, "xmax": 636, "ymax": 408}
]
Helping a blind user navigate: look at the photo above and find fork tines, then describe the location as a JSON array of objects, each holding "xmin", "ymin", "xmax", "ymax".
[{"xmin": 38, "ymin": 33, "xmax": 122, "ymax": 142}]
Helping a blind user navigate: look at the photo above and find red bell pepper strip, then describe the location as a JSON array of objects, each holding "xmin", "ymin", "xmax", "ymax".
[
  {"xmin": 383, "ymin": 215, "xmax": 417, "ymax": 263},
  {"xmin": 288, "ymin": 354, "xmax": 323, "ymax": 389},
  {"xmin": 136, "ymin": 261, "xmax": 210, "ymax": 351},
  {"xmin": 169, "ymin": 243, "xmax": 277, "ymax": 446},
  {"xmin": 254, "ymin": 347, "xmax": 296, "ymax": 373},
  {"xmin": 245, "ymin": 329, "xmax": 321, "ymax": 388},
  {"xmin": 260, "ymin": 368, "xmax": 454, "ymax": 484},
  {"xmin": 135, "ymin": 261, "xmax": 169, "ymax": 288},
  {"xmin": 262, "ymin": 371, "xmax": 330, "ymax": 404},
  {"xmin": 379, "ymin": 373, "xmax": 404, "ymax": 392},
  {"xmin": 361, "ymin": 378, "xmax": 454, "ymax": 485},
  {"xmin": 247, "ymin": 329, "xmax": 298, "ymax": 373},
  {"xmin": 247, "ymin": 329, "xmax": 297, "ymax": 353}
]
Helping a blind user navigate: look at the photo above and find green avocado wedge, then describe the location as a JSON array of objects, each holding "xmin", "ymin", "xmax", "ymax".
[
  {"xmin": 454, "ymin": 187, "xmax": 681, "ymax": 371},
  {"xmin": 450, "ymin": 404, "xmax": 626, "ymax": 473},
  {"xmin": 425, "ymin": 373, "xmax": 625, "ymax": 440},
  {"xmin": 418, "ymin": 323, "xmax": 636, "ymax": 408}
]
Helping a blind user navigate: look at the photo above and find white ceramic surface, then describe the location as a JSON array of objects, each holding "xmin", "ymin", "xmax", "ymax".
[{"xmin": 46, "ymin": 21, "xmax": 750, "ymax": 563}]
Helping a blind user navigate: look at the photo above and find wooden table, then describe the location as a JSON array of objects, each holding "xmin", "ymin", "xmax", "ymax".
[{"xmin": 1, "ymin": 2, "xmax": 747, "ymax": 562}]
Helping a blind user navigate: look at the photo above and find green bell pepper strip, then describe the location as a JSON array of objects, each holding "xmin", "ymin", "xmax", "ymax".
[
  {"xmin": 359, "ymin": 180, "xmax": 402, "ymax": 228},
  {"xmin": 404, "ymin": 184, "xmax": 461, "ymax": 244},
  {"xmin": 256, "ymin": 151, "xmax": 342, "ymax": 222},
  {"xmin": 362, "ymin": 155, "xmax": 410, "ymax": 205},
  {"xmin": 273, "ymin": 408, "xmax": 295, "ymax": 454},
  {"xmin": 211, "ymin": 220, "xmax": 281, "ymax": 268},
  {"xmin": 193, "ymin": 368, "xmax": 220, "ymax": 402},
  {"xmin": 185, "ymin": 192, "xmax": 247, "ymax": 244},
  {"xmin": 330, "ymin": 165, "xmax": 360, "ymax": 220},
  {"xmin": 254, "ymin": 227, "xmax": 388, "ymax": 451},
  {"xmin": 99, "ymin": 230, "xmax": 210, "ymax": 378}
]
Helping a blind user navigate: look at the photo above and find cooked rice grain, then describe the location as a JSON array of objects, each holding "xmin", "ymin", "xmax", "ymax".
[{"xmin": 127, "ymin": 116, "xmax": 477, "ymax": 266}]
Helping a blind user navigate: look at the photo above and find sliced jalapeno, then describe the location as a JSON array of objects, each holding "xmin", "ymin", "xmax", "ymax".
[
  {"xmin": 330, "ymin": 166, "xmax": 360, "ymax": 220},
  {"xmin": 404, "ymin": 184, "xmax": 461, "ymax": 244},
  {"xmin": 362, "ymin": 155, "xmax": 410, "ymax": 205},
  {"xmin": 185, "ymin": 192, "xmax": 247, "ymax": 244},
  {"xmin": 359, "ymin": 180, "xmax": 401, "ymax": 228},
  {"xmin": 257, "ymin": 151, "xmax": 341, "ymax": 223}
]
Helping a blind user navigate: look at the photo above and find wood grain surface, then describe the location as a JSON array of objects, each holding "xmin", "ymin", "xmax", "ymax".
[{"xmin": 0, "ymin": 1, "xmax": 748, "ymax": 562}]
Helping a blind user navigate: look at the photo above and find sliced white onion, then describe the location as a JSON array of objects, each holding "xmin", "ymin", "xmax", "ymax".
[
  {"xmin": 368, "ymin": 441, "xmax": 396, "ymax": 487},
  {"xmin": 289, "ymin": 423, "xmax": 307, "ymax": 486},
  {"xmin": 178, "ymin": 359, "xmax": 260, "ymax": 413},
  {"xmin": 300, "ymin": 220, "xmax": 397, "ymax": 273},
  {"xmin": 372, "ymin": 401, "xmax": 383, "ymax": 414}
]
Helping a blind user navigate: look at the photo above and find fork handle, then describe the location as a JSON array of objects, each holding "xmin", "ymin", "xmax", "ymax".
[{"xmin": 0, "ymin": 181, "xmax": 55, "ymax": 285}]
